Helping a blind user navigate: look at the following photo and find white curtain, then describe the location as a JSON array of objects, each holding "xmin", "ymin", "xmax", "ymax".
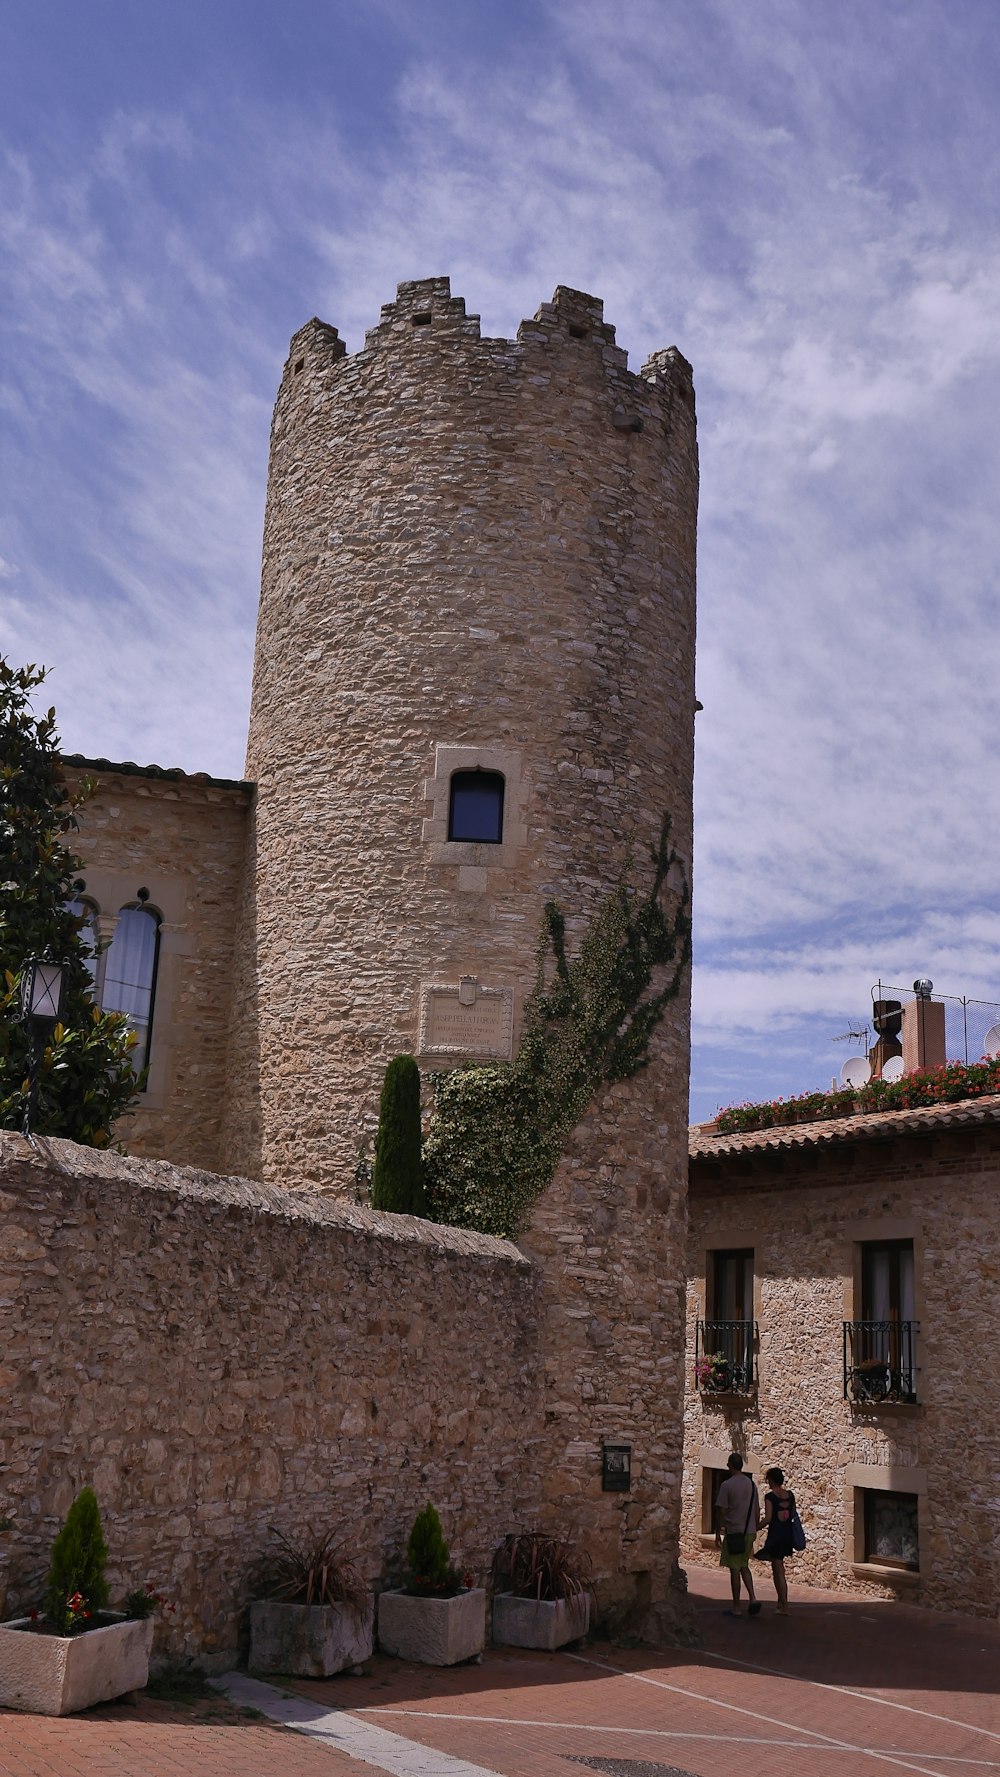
[{"xmin": 102, "ymin": 907, "xmax": 159, "ymax": 1066}]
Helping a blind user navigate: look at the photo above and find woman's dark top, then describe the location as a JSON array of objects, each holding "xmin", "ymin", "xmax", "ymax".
[{"xmin": 760, "ymin": 1488, "xmax": 796, "ymax": 1559}]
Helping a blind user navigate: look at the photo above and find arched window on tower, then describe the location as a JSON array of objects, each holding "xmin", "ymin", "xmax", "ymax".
[
  {"xmin": 101, "ymin": 898, "xmax": 161, "ymax": 1075},
  {"xmin": 447, "ymin": 769, "xmax": 505, "ymax": 844}
]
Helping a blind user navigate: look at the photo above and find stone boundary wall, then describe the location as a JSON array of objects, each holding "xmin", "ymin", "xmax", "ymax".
[
  {"xmin": 0, "ymin": 1134, "xmax": 539, "ymax": 1662},
  {"xmin": 0, "ymin": 1129, "xmax": 690, "ymax": 1660},
  {"xmin": 681, "ymin": 1128, "xmax": 1000, "ymax": 1617}
]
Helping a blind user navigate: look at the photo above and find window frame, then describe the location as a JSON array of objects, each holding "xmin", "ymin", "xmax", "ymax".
[
  {"xmin": 862, "ymin": 1487, "xmax": 920, "ymax": 1572},
  {"xmin": 447, "ymin": 768, "xmax": 505, "ymax": 845}
]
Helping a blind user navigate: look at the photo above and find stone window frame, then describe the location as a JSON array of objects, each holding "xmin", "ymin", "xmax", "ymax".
[
  {"xmin": 846, "ymin": 1462, "xmax": 926, "ymax": 1587},
  {"xmin": 843, "ymin": 1216, "xmax": 924, "ymax": 1415},
  {"xmin": 422, "ymin": 744, "xmax": 528, "ymax": 872},
  {"xmin": 696, "ymin": 1445, "xmax": 762, "ymax": 1547},
  {"xmin": 691, "ymin": 1231, "xmax": 763, "ymax": 1397}
]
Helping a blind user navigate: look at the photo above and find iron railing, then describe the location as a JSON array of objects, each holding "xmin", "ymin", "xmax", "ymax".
[
  {"xmin": 873, "ymin": 983, "xmax": 1000, "ymax": 1067},
  {"xmin": 695, "ymin": 1320, "xmax": 758, "ymax": 1396},
  {"xmin": 843, "ymin": 1320, "xmax": 918, "ymax": 1404}
]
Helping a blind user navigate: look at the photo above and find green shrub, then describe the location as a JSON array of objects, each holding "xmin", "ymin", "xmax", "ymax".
[
  {"xmin": 0, "ymin": 658, "xmax": 139, "ymax": 1144},
  {"xmin": 371, "ymin": 1055, "xmax": 427, "ymax": 1216},
  {"xmin": 45, "ymin": 1486, "xmax": 109, "ymax": 1630},
  {"xmin": 404, "ymin": 1504, "xmax": 460, "ymax": 1597}
]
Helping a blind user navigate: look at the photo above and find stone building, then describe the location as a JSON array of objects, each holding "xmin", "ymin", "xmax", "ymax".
[
  {"xmin": 1, "ymin": 278, "xmax": 701, "ymax": 1644},
  {"xmin": 682, "ymin": 1095, "xmax": 1000, "ymax": 1619},
  {"xmin": 65, "ymin": 277, "xmax": 698, "ymax": 1197}
]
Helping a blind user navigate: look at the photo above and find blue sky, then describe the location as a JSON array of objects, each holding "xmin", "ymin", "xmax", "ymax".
[{"xmin": 3, "ymin": 0, "xmax": 1000, "ymax": 1120}]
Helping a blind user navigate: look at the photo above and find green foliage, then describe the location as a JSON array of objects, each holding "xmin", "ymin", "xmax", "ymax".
[
  {"xmin": 45, "ymin": 1486, "xmax": 109, "ymax": 1630},
  {"xmin": 254, "ymin": 1524, "xmax": 369, "ymax": 1617},
  {"xmin": 490, "ymin": 1531, "xmax": 590, "ymax": 1601},
  {"xmin": 371, "ymin": 1054, "xmax": 427, "ymax": 1215},
  {"xmin": 423, "ymin": 814, "xmax": 691, "ymax": 1237},
  {"xmin": 404, "ymin": 1504, "xmax": 461, "ymax": 1598},
  {"xmin": 0, "ymin": 658, "xmax": 138, "ymax": 1144},
  {"xmin": 715, "ymin": 1054, "xmax": 1000, "ymax": 1136}
]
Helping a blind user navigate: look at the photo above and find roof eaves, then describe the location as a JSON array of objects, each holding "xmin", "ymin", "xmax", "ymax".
[{"xmin": 62, "ymin": 754, "xmax": 254, "ymax": 795}]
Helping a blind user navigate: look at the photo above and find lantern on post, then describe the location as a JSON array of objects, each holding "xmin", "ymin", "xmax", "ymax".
[{"xmin": 19, "ymin": 957, "xmax": 67, "ymax": 1138}]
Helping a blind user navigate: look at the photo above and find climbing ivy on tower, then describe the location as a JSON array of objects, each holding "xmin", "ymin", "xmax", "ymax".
[{"xmin": 423, "ymin": 814, "xmax": 691, "ymax": 1238}]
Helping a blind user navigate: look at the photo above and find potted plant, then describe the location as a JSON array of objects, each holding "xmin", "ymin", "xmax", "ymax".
[
  {"xmin": 249, "ymin": 1526, "xmax": 374, "ymax": 1677},
  {"xmin": 377, "ymin": 1504, "xmax": 485, "ymax": 1666},
  {"xmin": 696, "ymin": 1350, "xmax": 732, "ymax": 1392},
  {"xmin": 0, "ymin": 1488, "xmax": 157, "ymax": 1716},
  {"xmin": 490, "ymin": 1532, "xmax": 591, "ymax": 1650}
]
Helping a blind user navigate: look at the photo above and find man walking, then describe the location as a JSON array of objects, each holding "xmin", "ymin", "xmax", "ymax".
[{"xmin": 714, "ymin": 1452, "xmax": 762, "ymax": 1617}]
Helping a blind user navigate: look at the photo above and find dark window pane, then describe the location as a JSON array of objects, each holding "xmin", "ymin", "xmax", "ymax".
[
  {"xmin": 448, "ymin": 771, "xmax": 504, "ymax": 843},
  {"xmin": 864, "ymin": 1490, "xmax": 919, "ymax": 1569},
  {"xmin": 711, "ymin": 1249, "xmax": 753, "ymax": 1322}
]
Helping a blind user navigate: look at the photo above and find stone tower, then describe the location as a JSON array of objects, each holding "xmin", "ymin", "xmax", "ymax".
[{"xmin": 223, "ymin": 278, "xmax": 698, "ymax": 1197}]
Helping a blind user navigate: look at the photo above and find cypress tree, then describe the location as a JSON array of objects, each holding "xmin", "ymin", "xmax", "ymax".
[
  {"xmin": 404, "ymin": 1503, "xmax": 458, "ymax": 1596},
  {"xmin": 370, "ymin": 1054, "xmax": 426, "ymax": 1215},
  {"xmin": 45, "ymin": 1486, "xmax": 110, "ymax": 1627}
]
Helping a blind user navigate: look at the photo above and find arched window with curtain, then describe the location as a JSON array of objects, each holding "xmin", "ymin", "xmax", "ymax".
[{"xmin": 102, "ymin": 901, "xmax": 161, "ymax": 1075}]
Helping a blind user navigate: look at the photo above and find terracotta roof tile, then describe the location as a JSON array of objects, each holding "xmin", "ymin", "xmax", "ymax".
[
  {"xmin": 61, "ymin": 753, "xmax": 253, "ymax": 794},
  {"xmin": 689, "ymin": 1092, "xmax": 1000, "ymax": 1161}
]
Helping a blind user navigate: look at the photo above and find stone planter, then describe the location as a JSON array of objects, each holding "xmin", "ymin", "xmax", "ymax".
[
  {"xmin": 377, "ymin": 1588, "xmax": 485, "ymax": 1665},
  {"xmin": 249, "ymin": 1597, "xmax": 374, "ymax": 1677},
  {"xmin": 492, "ymin": 1591, "xmax": 590, "ymax": 1650},
  {"xmin": 0, "ymin": 1614, "xmax": 154, "ymax": 1716}
]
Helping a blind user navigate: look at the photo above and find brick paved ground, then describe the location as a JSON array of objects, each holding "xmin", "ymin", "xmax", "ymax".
[{"xmin": 2, "ymin": 1566, "xmax": 998, "ymax": 1776}]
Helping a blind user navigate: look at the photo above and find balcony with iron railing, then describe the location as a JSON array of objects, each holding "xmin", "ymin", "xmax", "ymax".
[
  {"xmin": 695, "ymin": 1319, "xmax": 758, "ymax": 1398},
  {"xmin": 843, "ymin": 1320, "xmax": 919, "ymax": 1404}
]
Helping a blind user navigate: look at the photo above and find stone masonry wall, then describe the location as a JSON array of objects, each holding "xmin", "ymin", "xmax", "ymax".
[
  {"xmin": 0, "ymin": 1130, "xmax": 691, "ymax": 1657},
  {"xmin": 681, "ymin": 1124, "xmax": 1000, "ymax": 1618},
  {"xmin": 224, "ymin": 276, "xmax": 697, "ymax": 1191},
  {"xmin": 64, "ymin": 765, "xmax": 250, "ymax": 1172}
]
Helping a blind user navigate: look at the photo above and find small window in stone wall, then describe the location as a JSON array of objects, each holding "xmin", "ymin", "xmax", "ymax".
[
  {"xmin": 863, "ymin": 1489, "xmax": 919, "ymax": 1570},
  {"xmin": 448, "ymin": 769, "xmax": 504, "ymax": 844},
  {"xmin": 701, "ymin": 1466, "xmax": 730, "ymax": 1534}
]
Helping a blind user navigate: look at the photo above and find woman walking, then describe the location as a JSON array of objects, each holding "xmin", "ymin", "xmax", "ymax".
[{"xmin": 756, "ymin": 1465, "xmax": 797, "ymax": 1613}]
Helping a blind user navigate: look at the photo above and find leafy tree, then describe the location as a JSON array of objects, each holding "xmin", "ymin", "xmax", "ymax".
[
  {"xmin": 423, "ymin": 814, "xmax": 691, "ymax": 1237},
  {"xmin": 371, "ymin": 1054, "xmax": 427, "ymax": 1215},
  {"xmin": 45, "ymin": 1486, "xmax": 110, "ymax": 1629},
  {"xmin": 0, "ymin": 659, "xmax": 138, "ymax": 1144}
]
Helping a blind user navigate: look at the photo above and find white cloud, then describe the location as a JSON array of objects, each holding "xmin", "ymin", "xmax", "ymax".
[{"xmin": 2, "ymin": 0, "xmax": 999, "ymax": 1106}]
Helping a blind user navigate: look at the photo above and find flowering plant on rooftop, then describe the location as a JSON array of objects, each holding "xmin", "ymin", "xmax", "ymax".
[{"xmin": 715, "ymin": 1055, "xmax": 1000, "ymax": 1137}]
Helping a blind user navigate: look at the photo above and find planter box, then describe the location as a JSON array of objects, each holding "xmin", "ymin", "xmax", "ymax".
[
  {"xmin": 377, "ymin": 1588, "xmax": 485, "ymax": 1666},
  {"xmin": 249, "ymin": 1597, "xmax": 374, "ymax": 1677},
  {"xmin": 492, "ymin": 1591, "xmax": 590, "ymax": 1651},
  {"xmin": 0, "ymin": 1614, "xmax": 154, "ymax": 1716}
]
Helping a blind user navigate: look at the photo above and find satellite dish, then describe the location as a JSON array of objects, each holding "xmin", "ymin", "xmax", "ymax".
[
  {"xmin": 881, "ymin": 1054, "xmax": 905, "ymax": 1081},
  {"xmin": 841, "ymin": 1056, "xmax": 872, "ymax": 1089},
  {"xmin": 984, "ymin": 1024, "xmax": 1000, "ymax": 1059}
]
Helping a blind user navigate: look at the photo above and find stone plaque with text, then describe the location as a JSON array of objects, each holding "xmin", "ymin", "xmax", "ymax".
[{"xmin": 418, "ymin": 979, "xmax": 514, "ymax": 1061}]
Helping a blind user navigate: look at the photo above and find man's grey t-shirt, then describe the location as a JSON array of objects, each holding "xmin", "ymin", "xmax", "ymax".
[{"xmin": 716, "ymin": 1472, "xmax": 758, "ymax": 1535}]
